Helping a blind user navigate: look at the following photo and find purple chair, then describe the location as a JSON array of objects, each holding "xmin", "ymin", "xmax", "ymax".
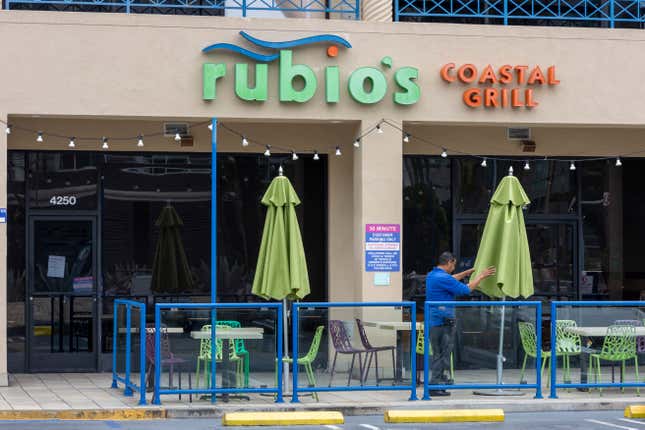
[
  {"xmin": 356, "ymin": 318, "xmax": 396, "ymax": 385},
  {"xmin": 145, "ymin": 327, "xmax": 191, "ymax": 401},
  {"xmin": 328, "ymin": 320, "xmax": 367, "ymax": 387}
]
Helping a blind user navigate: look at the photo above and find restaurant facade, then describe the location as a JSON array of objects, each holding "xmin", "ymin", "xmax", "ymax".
[{"xmin": 2, "ymin": 10, "xmax": 645, "ymax": 381}]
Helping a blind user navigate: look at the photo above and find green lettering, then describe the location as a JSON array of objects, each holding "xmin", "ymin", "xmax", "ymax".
[
  {"xmin": 202, "ymin": 63, "xmax": 226, "ymax": 100},
  {"xmin": 279, "ymin": 50, "xmax": 317, "ymax": 103},
  {"xmin": 325, "ymin": 66, "xmax": 340, "ymax": 103},
  {"xmin": 235, "ymin": 63, "xmax": 268, "ymax": 101},
  {"xmin": 394, "ymin": 67, "xmax": 420, "ymax": 105},
  {"xmin": 348, "ymin": 67, "xmax": 387, "ymax": 104}
]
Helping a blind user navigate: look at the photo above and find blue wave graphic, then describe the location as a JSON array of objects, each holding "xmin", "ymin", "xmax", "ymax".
[{"xmin": 202, "ymin": 31, "xmax": 351, "ymax": 62}]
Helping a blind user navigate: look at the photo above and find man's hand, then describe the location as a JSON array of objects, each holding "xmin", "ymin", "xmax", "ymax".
[
  {"xmin": 467, "ymin": 266, "xmax": 496, "ymax": 291},
  {"xmin": 479, "ymin": 266, "xmax": 496, "ymax": 279}
]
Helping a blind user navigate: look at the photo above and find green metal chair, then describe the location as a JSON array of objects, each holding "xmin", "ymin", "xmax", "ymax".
[
  {"xmin": 282, "ymin": 325, "xmax": 325, "ymax": 401},
  {"xmin": 194, "ymin": 324, "xmax": 243, "ymax": 388},
  {"xmin": 555, "ymin": 320, "xmax": 582, "ymax": 384},
  {"xmin": 518, "ymin": 321, "xmax": 552, "ymax": 385},
  {"xmin": 416, "ymin": 328, "xmax": 454, "ymax": 383},
  {"xmin": 590, "ymin": 325, "xmax": 639, "ymax": 396},
  {"xmin": 217, "ymin": 320, "xmax": 250, "ymax": 388}
]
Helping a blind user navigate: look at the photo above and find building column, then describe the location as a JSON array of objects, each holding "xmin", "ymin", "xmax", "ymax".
[{"xmin": 0, "ymin": 113, "xmax": 8, "ymax": 386}]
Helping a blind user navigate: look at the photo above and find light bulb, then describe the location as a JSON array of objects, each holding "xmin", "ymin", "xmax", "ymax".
[
  {"xmin": 292, "ymin": 151, "xmax": 298, "ymax": 161},
  {"xmin": 264, "ymin": 145, "xmax": 271, "ymax": 157},
  {"xmin": 616, "ymin": 157, "xmax": 622, "ymax": 167},
  {"xmin": 481, "ymin": 158, "xmax": 487, "ymax": 167},
  {"xmin": 524, "ymin": 161, "xmax": 531, "ymax": 171},
  {"xmin": 403, "ymin": 134, "xmax": 410, "ymax": 143},
  {"xmin": 313, "ymin": 151, "xmax": 320, "ymax": 161},
  {"xmin": 353, "ymin": 139, "xmax": 360, "ymax": 148},
  {"xmin": 68, "ymin": 137, "xmax": 76, "ymax": 148},
  {"xmin": 376, "ymin": 124, "xmax": 383, "ymax": 134},
  {"xmin": 36, "ymin": 132, "xmax": 43, "ymax": 143},
  {"xmin": 242, "ymin": 137, "xmax": 249, "ymax": 147},
  {"xmin": 102, "ymin": 137, "xmax": 109, "ymax": 150},
  {"xmin": 137, "ymin": 135, "xmax": 144, "ymax": 147},
  {"xmin": 441, "ymin": 149, "xmax": 448, "ymax": 158},
  {"xmin": 4, "ymin": 125, "xmax": 10, "ymax": 135},
  {"xmin": 335, "ymin": 146, "xmax": 342, "ymax": 156},
  {"xmin": 208, "ymin": 123, "xmax": 213, "ymax": 131},
  {"xmin": 174, "ymin": 132, "xmax": 181, "ymax": 142},
  {"xmin": 570, "ymin": 161, "xmax": 576, "ymax": 171}
]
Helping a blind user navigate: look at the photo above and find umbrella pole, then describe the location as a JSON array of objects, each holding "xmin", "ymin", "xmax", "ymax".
[{"xmin": 283, "ymin": 298, "xmax": 290, "ymax": 394}]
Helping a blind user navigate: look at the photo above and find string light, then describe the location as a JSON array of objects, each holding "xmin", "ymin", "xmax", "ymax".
[
  {"xmin": 102, "ymin": 137, "xmax": 109, "ymax": 150},
  {"xmin": 403, "ymin": 133, "xmax": 410, "ymax": 143},
  {"xmin": 524, "ymin": 161, "xmax": 531, "ymax": 171},
  {"xmin": 480, "ymin": 158, "xmax": 487, "ymax": 167},
  {"xmin": 264, "ymin": 145, "xmax": 271, "ymax": 157},
  {"xmin": 353, "ymin": 139, "xmax": 361, "ymax": 148},
  {"xmin": 242, "ymin": 137, "xmax": 249, "ymax": 147},
  {"xmin": 441, "ymin": 148, "xmax": 448, "ymax": 158},
  {"xmin": 4, "ymin": 124, "xmax": 10, "ymax": 135},
  {"xmin": 291, "ymin": 151, "xmax": 299, "ymax": 161},
  {"xmin": 68, "ymin": 137, "xmax": 76, "ymax": 148},
  {"xmin": 570, "ymin": 161, "xmax": 576, "ymax": 171},
  {"xmin": 335, "ymin": 146, "xmax": 342, "ymax": 156},
  {"xmin": 313, "ymin": 151, "xmax": 320, "ymax": 161},
  {"xmin": 137, "ymin": 135, "xmax": 144, "ymax": 148},
  {"xmin": 208, "ymin": 123, "xmax": 213, "ymax": 131},
  {"xmin": 36, "ymin": 132, "xmax": 43, "ymax": 143},
  {"xmin": 174, "ymin": 132, "xmax": 181, "ymax": 142},
  {"xmin": 376, "ymin": 124, "xmax": 383, "ymax": 134},
  {"xmin": 616, "ymin": 157, "xmax": 623, "ymax": 167}
]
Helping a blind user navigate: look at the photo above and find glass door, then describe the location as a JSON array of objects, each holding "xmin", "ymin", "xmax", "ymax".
[{"xmin": 27, "ymin": 216, "xmax": 98, "ymax": 371}]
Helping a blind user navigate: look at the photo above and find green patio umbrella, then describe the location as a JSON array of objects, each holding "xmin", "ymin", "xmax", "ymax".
[
  {"xmin": 150, "ymin": 205, "xmax": 194, "ymax": 293},
  {"xmin": 471, "ymin": 167, "xmax": 533, "ymax": 395},
  {"xmin": 252, "ymin": 168, "xmax": 310, "ymax": 391}
]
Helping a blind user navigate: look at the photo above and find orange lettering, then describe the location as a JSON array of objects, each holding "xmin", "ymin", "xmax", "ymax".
[
  {"xmin": 527, "ymin": 66, "xmax": 546, "ymax": 85},
  {"xmin": 514, "ymin": 65, "xmax": 529, "ymax": 84},
  {"xmin": 501, "ymin": 88, "xmax": 509, "ymax": 108},
  {"xmin": 499, "ymin": 65, "xmax": 513, "ymax": 84},
  {"xmin": 525, "ymin": 89, "xmax": 538, "ymax": 108},
  {"xmin": 511, "ymin": 88, "xmax": 522, "ymax": 107},
  {"xmin": 548, "ymin": 66, "xmax": 560, "ymax": 85},
  {"xmin": 479, "ymin": 65, "xmax": 498, "ymax": 84},
  {"xmin": 458, "ymin": 64, "xmax": 478, "ymax": 83},
  {"xmin": 484, "ymin": 88, "xmax": 499, "ymax": 107},
  {"xmin": 440, "ymin": 63, "xmax": 456, "ymax": 83},
  {"xmin": 463, "ymin": 88, "xmax": 481, "ymax": 107}
]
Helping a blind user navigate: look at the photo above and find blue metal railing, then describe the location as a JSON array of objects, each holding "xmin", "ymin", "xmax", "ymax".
[
  {"xmin": 5, "ymin": 0, "xmax": 360, "ymax": 19},
  {"xmin": 291, "ymin": 301, "xmax": 418, "ymax": 403},
  {"xmin": 550, "ymin": 301, "xmax": 645, "ymax": 398},
  {"xmin": 423, "ymin": 300, "xmax": 543, "ymax": 400},
  {"xmin": 152, "ymin": 302, "xmax": 284, "ymax": 405},
  {"xmin": 111, "ymin": 299, "xmax": 147, "ymax": 406},
  {"xmin": 395, "ymin": 0, "xmax": 645, "ymax": 27}
]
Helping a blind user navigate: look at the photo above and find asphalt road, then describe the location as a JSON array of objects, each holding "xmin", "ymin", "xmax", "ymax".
[{"xmin": 0, "ymin": 411, "xmax": 641, "ymax": 430}]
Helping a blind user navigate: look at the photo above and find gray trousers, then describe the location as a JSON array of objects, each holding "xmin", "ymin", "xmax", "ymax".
[{"xmin": 429, "ymin": 324, "xmax": 455, "ymax": 385}]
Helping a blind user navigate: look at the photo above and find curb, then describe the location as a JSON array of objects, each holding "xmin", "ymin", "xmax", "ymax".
[
  {"xmin": 384, "ymin": 409, "xmax": 504, "ymax": 423},
  {"xmin": 625, "ymin": 405, "xmax": 645, "ymax": 418},
  {"xmin": 222, "ymin": 411, "xmax": 344, "ymax": 426},
  {"xmin": 0, "ymin": 409, "xmax": 166, "ymax": 420}
]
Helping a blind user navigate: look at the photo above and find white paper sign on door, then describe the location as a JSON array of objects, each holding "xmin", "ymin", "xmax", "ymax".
[{"xmin": 47, "ymin": 255, "xmax": 66, "ymax": 278}]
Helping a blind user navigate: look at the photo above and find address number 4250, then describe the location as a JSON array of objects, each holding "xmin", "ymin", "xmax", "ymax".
[{"xmin": 50, "ymin": 196, "xmax": 77, "ymax": 206}]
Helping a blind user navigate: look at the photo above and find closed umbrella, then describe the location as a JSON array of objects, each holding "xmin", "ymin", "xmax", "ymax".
[
  {"xmin": 472, "ymin": 167, "xmax": 534, "ymax": 395},
  {"xmin": 150, "ymin": 205, "xmax": 194, "ymax": 294},
  {"xmin": 252, "ymin": 167, "xmax": 310, "ymax": 391}
]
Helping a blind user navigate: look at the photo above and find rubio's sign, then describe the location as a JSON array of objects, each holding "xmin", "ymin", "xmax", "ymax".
[{"xmin": 202, "ymin": 32, "xmax": 420, "ymax": 105}]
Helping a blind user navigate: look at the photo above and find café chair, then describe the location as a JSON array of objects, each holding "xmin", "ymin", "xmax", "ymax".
[
  {"xmin": 590, "ymin": 324, "xmax": 639, "ymax": 396},
  {"xmin": 328, "ymin": 320, "xmax": 367, "ymax": 387},
  {"xmin": 355, "ymin": 318, "xmax": 396, "ymax": 385}
]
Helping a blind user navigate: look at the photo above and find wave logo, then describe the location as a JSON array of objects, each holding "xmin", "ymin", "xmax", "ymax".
[{"xmin": 202, "ymin": 31, "xmax": 420, "ymax": 105}]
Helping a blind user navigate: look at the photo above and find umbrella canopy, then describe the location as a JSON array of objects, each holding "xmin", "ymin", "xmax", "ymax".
[
  {"xmin": 252, "ymin": 175, "xmax": 310, "ymax": 300},
  {"xmin": 150, "ymin": 205, "xmax": 194, "ymax": 293},
  {"xmin": 472, "ymin": 174, "xmax": 534, "ymax": 299}
]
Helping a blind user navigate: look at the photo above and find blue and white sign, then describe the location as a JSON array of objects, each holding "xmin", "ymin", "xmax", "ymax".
[
  {"xmin": 0, "ymin": 208, "xmax": 6, "ymax": 223},
  {"xmin": 365, "ymin": 224, "xmax": 400, "ymax": 272}
]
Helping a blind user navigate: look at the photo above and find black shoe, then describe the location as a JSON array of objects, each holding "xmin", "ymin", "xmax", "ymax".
[
  {"xmin": 429, "ymin": 390, "xmax": 451, "ymax": 397},
  {"xmin": 443, "ymin": 378, "xmax": 454, "ymax": 385},
  {"xmin": 576, "ymin": 387, "xmax": 589, "ymax": 392}
]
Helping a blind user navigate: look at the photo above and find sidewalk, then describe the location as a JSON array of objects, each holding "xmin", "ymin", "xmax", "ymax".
[{"xmin": 0, "ymin": 372, "xmax": 642, "ymax": 418}]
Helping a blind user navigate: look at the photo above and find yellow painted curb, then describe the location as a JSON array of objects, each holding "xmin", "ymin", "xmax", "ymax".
[
  {"xmin": 625, "ymin": 405, "xmax": 645, "ymax": 418},
  {"xmin": 384, "ymin": 409, "xmax": 505, "ymax": 423},
  {"xmin": 222, "ymin": 411, "xmax": 344, "ymax": 426},
  {"xmin": 0, "ymin": 409, "xmax": 165, "ymax": 420}
]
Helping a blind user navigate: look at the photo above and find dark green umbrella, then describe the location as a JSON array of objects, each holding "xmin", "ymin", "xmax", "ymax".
[{"xmin": 150, "ymin": 205, "xmax": 194, "ymax": 293}]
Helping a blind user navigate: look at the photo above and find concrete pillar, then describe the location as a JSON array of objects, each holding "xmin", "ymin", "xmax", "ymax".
[{"xmin": 0, "ymin": 114, "xmax": 8, "ymax": 386}]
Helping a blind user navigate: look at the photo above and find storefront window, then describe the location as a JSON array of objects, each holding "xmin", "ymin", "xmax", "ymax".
[{"xmin": 454, "ymin": 158, "xmax": 494, "ymax": 214}]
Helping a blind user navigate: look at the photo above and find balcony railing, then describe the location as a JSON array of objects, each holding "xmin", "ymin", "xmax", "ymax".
[
  {"xmin": 395, "ymin": 0, "xmax": 645, "ymax": 28},
  {"xmin": 5, "ymin": 0, "xmax": 360, "ymax": 19}
]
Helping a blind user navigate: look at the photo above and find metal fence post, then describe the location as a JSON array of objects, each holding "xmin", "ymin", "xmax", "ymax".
[
  {"xmin": 291, "ymin": 303, "xmax": 300, "ymax": 403},
  {"xmin": 503, "ymin": 0, "xmax": 508, "ymax": 24},
  {"xmin": 409, "ymin": 302, "xmax": 418, "ymax": 401},
  {"xmin": 210, "ymin": 308, "xmax": 217, "ymax": 404},
  {"xmin": 124, "ymin": 306, "xmax": 133, "ymax": 396},
  {"xmin": 276, "ymin": 303, "xmax": 284, "ymax": 403},
  {"xmin": 152, "ymin": 305, "xmax": 162, "ymax": 405},
  {"xmin": 549, "ymin": 301, "xmax": 558, "ymax": 399},
  {"xmin": 535, "ymin": 302, "xmax": 543, "ymax": 399},
  {"xmin": 139, "ymin": 304, "xmax": 147, "ymax": 405},
  {"xmin": 355, "ymin": 0, "xmax": 361, "ymax": 20},
  {"xmin": 610, "ymin": 0, "xmax": 615, "ymax": 27},
  {"xmin": 111, "ymin": 302, "xmax": 119, "ymax": 389},
  {"xmin": 422, "ymin": 301, "xmax": 430, "ymax": 400},
  {"xmin": 126, "ymin": 0, "xmax": 130, "ymax": 13}
]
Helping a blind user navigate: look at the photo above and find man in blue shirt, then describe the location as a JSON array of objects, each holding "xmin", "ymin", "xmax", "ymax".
[{"xmin": 426, "ymin": 252, "xmax": 495, "ymax": 396}]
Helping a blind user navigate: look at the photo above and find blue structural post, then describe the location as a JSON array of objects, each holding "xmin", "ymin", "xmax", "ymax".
[
  {"xmin": 535, "ymin": 302, "xmax": 543, "ymax": 399},
  {"xmin": 355, "ymin": 0, "xmax": 361, "ymax": 20},
  {"xmin": 422, "ymin": 302, "xmax": 430, "ymax": 400},
  {"xmin": 124, "ymin": 307, "xmax": 133, "ymax": 396},
  {"xmin": 152, "ymin": 305, "xmax": 161, "ymax": 405},
  {"xmin": 210, "ymin": 118, "xmax": 218, "ymax": 404},
  {"xmin": 276, "ymin": 303, "xmax": 284, "ymax": 403},
  {"xmin": 291, "ymin": 303, "xmax": 300, "ymax": 403},
  {"xmin": 610, "ymin": 0, "xmax": 615, "ymax": 27},
  {"xmin": 503, "ymin": 0, "xmax": 508, "ymax": 25},
  {"xmin": 409, "ymin": 303, "xmax": 418, "ymax": 401},
  {"xmin": 550, "ymin": 301, "xmax": 558, "ymax": 398},
  {"xmin": 139, "ymin": 305, "xmax": 147, "ymax": 405},
  {"xmin": 111, "ymin": 302, "xmax": 118, "ymax": 389}
]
